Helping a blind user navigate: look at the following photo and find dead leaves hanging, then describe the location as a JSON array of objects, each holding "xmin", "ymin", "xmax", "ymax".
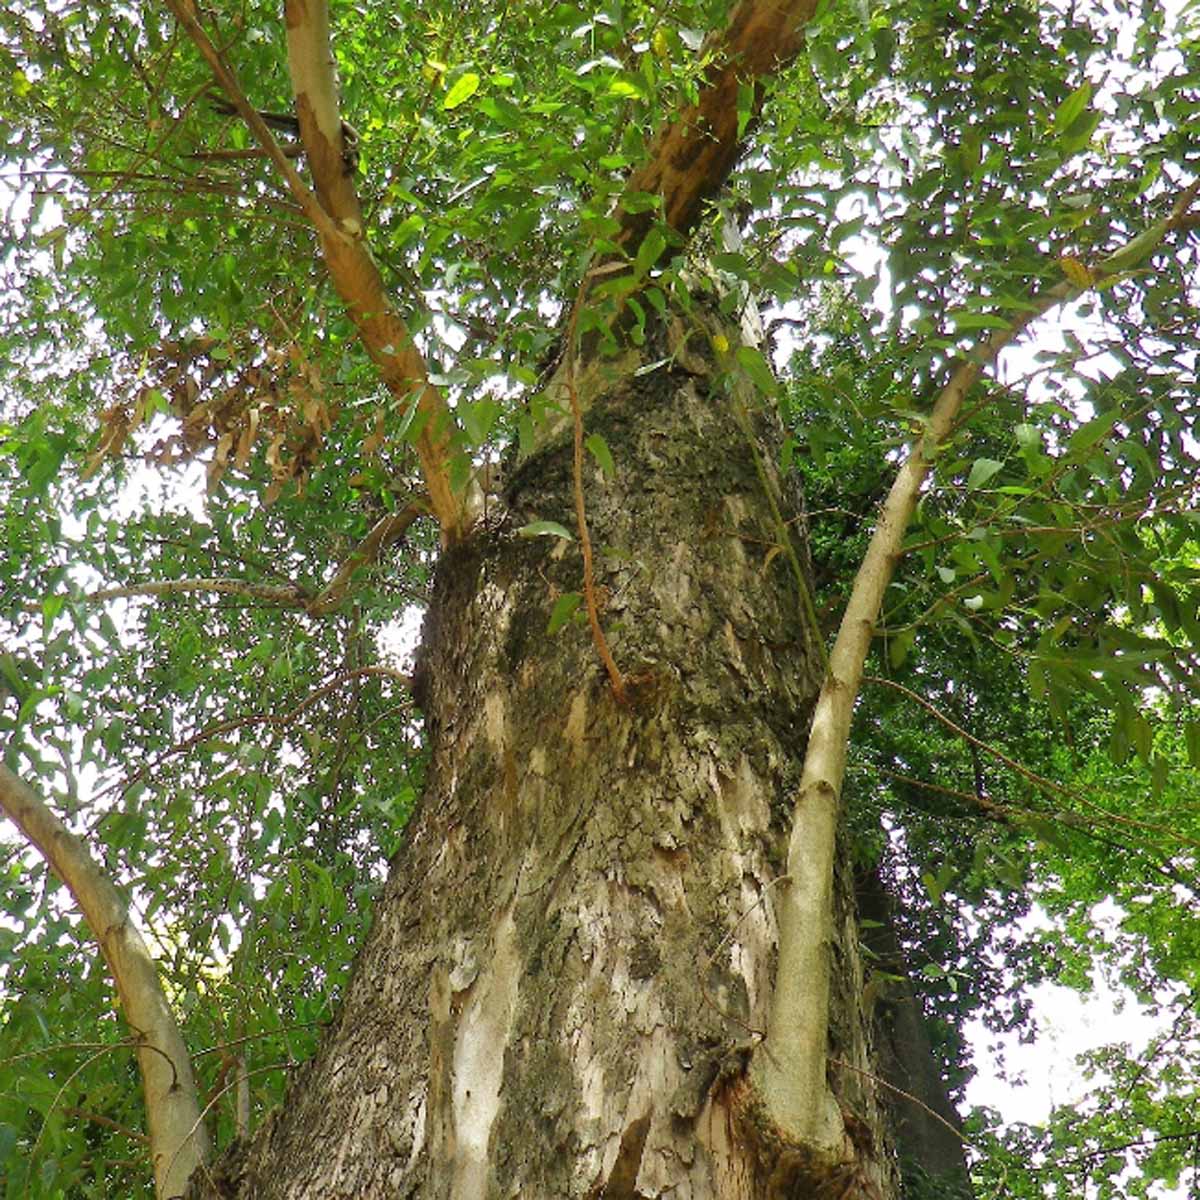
[{"xmin": 84, "ymin": 334, "xmax": 337, "ymax": 501}]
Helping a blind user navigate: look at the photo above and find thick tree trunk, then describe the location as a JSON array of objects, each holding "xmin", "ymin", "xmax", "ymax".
[{"xmin": 193, "ymin": 322, "xmax": 900, "ymax": 1198}]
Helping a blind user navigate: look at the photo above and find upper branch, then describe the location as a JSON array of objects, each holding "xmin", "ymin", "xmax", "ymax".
[
  {"xmin": 615, "ymin": 0, "xmax": 819, "ymax": 248},
  {"xmin": 164, "ymin": 0, "xmax": 464, "ymax": 539}
]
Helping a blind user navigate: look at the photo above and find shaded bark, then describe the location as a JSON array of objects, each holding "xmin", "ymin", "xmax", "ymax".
[
  {"xmin": 857, "ymin": 866, "xmax": 974, "ymax": 1199},
  {"xmin": 188, "ymin": 315, "xmax": 898, "ymax": 1198}
]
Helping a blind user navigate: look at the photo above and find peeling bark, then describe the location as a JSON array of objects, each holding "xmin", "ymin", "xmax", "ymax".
[{"xmin": 186, "ymin": 317, "xmax": 899, "ymax": 1198}]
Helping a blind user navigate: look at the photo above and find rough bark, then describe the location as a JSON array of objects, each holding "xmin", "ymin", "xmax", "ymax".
[{"xmin": 187, "ymin": 315, "xmax": 899, "ymax": 1199}]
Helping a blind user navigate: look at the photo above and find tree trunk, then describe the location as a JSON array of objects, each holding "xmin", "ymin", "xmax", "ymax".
[
  {"xmin": 192, "ymin": 320, "xmax": 900, "ymax": 1198},
  {"xmin": 857, "ymin": 866, "xmax": 974, "ymax": 1199}
]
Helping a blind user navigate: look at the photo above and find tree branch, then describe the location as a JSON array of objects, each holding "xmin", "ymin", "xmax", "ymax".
[
  {"xmin": 307, "ymin": 502, "xmax": 424, "ymax": 616},
  {"xmin": 162, "ymin": 0, "xmax": 464, "ymax": 539},
  {"xmin": 85, "ymin": 501, "xmax": 422, "ymax": 615},
  {"xmin": 87, "ymin": 578, "xmax": 310, "ymax": 607},
  {"xmin": 107, "ymin": 665, "xmax": 412, "ymax": 804},
  {"xmin": 64, "ymin": 1105, "xmax": 151, "ymax": 1145},
  {"xmin": 757, "ymin": 181, "xmax": 1200, "ymax": 1150},
  {"xmin": 616, "ymin": 0, "xmax": 819, "ymax": 246},
  {"xmin": 0, "ymin": 765, "xmax": 209, "ymax": 1199},
  {"xmin": 865, "ymin": 675, "xmax": 1200, "ymax": 849}
]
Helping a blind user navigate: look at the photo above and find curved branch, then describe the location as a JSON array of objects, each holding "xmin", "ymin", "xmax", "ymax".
[
  {"xmin": 85, "ymin": 499, "xmax": 422, "ymax": 616},
  {"xmin": 105, "ymin": 664, "xmax": 412, "ymax": 804},
  {"xmin": 865, "ymin": 675, "xmax": 1200, "ymax": 849},
  {"xmin": 757, "ymin": 182, "xmax": 1200, "ymax": 1149},
  {"xmin": 0, "ymin": 765, "xmax": 209, "ymax": 1199}
]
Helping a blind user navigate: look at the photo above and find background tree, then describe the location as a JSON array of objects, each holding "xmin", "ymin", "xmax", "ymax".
[{"xmin": 1, "ymin": 0, "xmax": 1199, "ymax": 1197}]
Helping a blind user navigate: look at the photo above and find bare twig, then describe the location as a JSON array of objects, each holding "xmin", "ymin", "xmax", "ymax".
[
  {"xmin": 864, "ymin": 675, "xmax": 1200, "ymax": 849},
  {"xmin": 102, "ymin": 664, "xmax": 411, "ymax": 805}
]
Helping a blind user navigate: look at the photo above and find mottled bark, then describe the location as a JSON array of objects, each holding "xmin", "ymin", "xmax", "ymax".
[{"xmin": 189, "ymin": 318, "xmax": 898, "ymax": 1198}]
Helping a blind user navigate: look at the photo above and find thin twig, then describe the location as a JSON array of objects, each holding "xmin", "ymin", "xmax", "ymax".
[
  {"xmin": 828, "ymin": 1057, "xmax": 971, "ymax": 1146},
  {"xmin": 561, "ymin": 267, "xmax": 629, "ymax": 704},
  {"xmin": 63, "ymin": 1106, "xmax": 150, "ymax": 1145},
  {"xmin": 99, "ymin": 665, "xmax": 411, "ymax": 805},
  {"xmin": 864, "ymin": 675, "xmax": 1200, "ymax": 848}
]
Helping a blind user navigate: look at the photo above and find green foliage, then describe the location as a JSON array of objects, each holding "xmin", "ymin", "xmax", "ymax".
[
  {"xmin": 1, "ymin": 0, "xmax": 1199, "ymax": 1195},
  {"xmin": 789, "ymin": 314, "xmax": 1200, "ymax": 1198},
  {"xmin": 0, "ymin": 406, "xmax": 430, "ymax": 1194}
]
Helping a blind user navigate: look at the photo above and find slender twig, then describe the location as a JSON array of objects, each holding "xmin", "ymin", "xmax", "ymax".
[
  {"xmin": 86, "ymin": 577, "xmax": 309, "ymax": 607},
  {"xmin": 560, "ymin": 267, "xmax": 630, "ymax": 704},
  {"xmin": 1056, "ymin": 1127, "xmax": 1200, "ymax": 1169},
  {"xmin": 828, "ymin": 1056, "xmax": 970, "ymax": 1146},
  {"xmin": 864, "ymin": 675, "xmax": 1200, "ymax": 848},
  {"xmin": 63, "ymin": 1106, "xmax": 150, "ymax": 1145},
  {"xmin": 25, "ymin": 1044, "xmax": 145, "ymax": 1192},
  {"xmin": 98, "ymin": 665, "xmax": 411, "ymax": 806}
]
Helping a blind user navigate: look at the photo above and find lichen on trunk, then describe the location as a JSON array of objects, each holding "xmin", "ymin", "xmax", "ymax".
[{"xmin": 193, "ymin": 318, "xmax": 899, "ymax": 1198}]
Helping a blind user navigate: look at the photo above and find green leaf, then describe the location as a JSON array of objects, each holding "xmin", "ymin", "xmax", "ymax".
[
  {"xmin": 395, "ymin": 389, "xmax": 429, "ymax": 443},
  {"xmin": 547, "ymin": 591, "xmax": 583, "ymax": 634},
  {"xmin": 461, "ymin": 398, "xmax": 501, "ymax": 445},
  {"xmin": 888, "ymin": 628, "xmax": 915, "ymax": 668},
  {"xmin": 1185, "ymin": 722, "xmax": 1200, "ymax": 769},
  {"xmin": 608, "ymin": 75, "xmax": 646, "ymax": 100},
  {"xmin": 634, "ymin": 228, "xmax": 667, "ymax": 277},
  {"xmin": 41, "ymin": 593, "xmax": 66, "ymax": 626},
  {"xmin": 443, "ymin": 72, "xmax": 481, "ymax": 110},
  {"xmin": 1053, "ymin": 81, "xmax": 1093, "ymax": 134},
  {"xmin": 735, "ymin": 345, "xmax": 777, "ymax": 396},
  {"xmin": 966, "ymin": 458, "xmax": 1003, "ymax": 489},
  {"xmin": 585, "ymin": 433, "xmax": 615, "ymax": 476},
  {"xmin": 949, "ymin": 310, "xmax": 1011, "ymax": 332},
  {"xmin": 517, "ymin": 520, "xmax": 574, "ymax": 540},
  {"xmin": 1065, "ymin": 410, "xmax": 1120, "ymax": 459},
  {"xmin": 1024, "ymin": 815, "xmax": 1073, "ymax": 853}
]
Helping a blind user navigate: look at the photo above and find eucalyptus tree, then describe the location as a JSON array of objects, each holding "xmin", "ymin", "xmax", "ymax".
[{"xmin": 1, "ymin": 0, "xmax": 1199, "ymax": 1198}]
